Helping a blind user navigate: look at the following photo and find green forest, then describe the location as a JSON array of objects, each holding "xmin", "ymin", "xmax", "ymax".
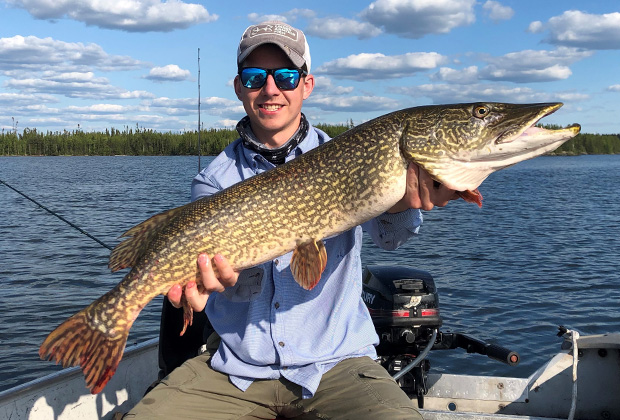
[{"xmin": 0, "ymin": 123, "xmax": 618, "ymax": 156}]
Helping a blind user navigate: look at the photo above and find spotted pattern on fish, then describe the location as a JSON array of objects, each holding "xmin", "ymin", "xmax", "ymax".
[{"xmin": 39, "ymin": 102, "xmax": 580, "ymax": 393}]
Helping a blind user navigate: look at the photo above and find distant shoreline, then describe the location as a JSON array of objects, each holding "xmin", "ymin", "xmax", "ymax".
[{"xmin": 1, "ymin": 124, "xmax": 619, "ymax": 156}]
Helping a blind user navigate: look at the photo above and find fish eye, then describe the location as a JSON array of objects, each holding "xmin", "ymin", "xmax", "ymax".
[{"xmin": 473, "ymin": 105, "xmax": 490, "ymax": 119}]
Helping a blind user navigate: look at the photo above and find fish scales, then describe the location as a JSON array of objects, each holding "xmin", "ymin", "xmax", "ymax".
[{"xmin": 40, "ymin": 103, "xmax": 580, "ymax": 393}]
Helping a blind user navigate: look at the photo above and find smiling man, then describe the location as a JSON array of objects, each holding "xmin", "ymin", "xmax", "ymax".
[{"xmin": 128, "ymin": 20, "xmax": 456, "ymax": 420}]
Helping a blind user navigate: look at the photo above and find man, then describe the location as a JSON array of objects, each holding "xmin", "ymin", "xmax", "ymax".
[{"xmin": 128, "ymin": 21, "xmax": 456, "ymax": 419}]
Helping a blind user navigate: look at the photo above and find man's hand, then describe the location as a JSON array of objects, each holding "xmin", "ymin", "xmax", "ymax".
[
  {"xmin": 388, "ymin": 163, "xmax": 459, "ymax": 212},
  {"xmin": 167, "ymin": 253, "xmax": 239, "ymax": 313}
]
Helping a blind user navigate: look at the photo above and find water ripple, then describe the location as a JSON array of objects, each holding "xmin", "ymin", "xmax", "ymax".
[{"xmin": 1, "ymin": 155, "xmax": 620, "ymax": 390}]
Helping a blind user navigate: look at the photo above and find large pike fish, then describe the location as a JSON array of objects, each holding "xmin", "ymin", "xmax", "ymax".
[{"xmin": 40, "ymin": 102, "xmax": 580, "ymax": 393}]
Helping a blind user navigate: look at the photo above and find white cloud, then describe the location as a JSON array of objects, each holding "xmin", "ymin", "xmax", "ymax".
[
  {"xmin": 312, "ymin": 76, "xmax": 355, "ymax": 95},
  {"xmin": 146, "ymin": 96, "xmax": 239, "ymax": 117},
  {"xmin": 536, "ymin": 10, "xmax": 620, "ymax": 50},
  {"xmin": 0, "ymin": 36, "xmax": 157, "ymax": 101},
  {"xmin": 433, "ymin": 47, "xmax": 591, "ymax": 85},
  {"xmin": 0, "ymin": 35, "xmax": 146, "ymax": 72},
  {"xmin": 527, "ymin": 20, "xmax": 544, "ymax": 34},
  {"xmin": 214, "ymin": 119, "xmax": 239, "ymax": 129},
  {"xmin": 485, "ymin": 64, "xmax": 572, "ymax": 83},
  {"xmin": 247, "ymin": 9, "xmax": 316, "ymax": 24},
  {"xmin": 431, "ymin": 66, "xmax": 479, "ymax": 84},
  {"xmin": 479, "ymin": 47, "xmax": 592, "ymax": 83},
  {"xmin": 607, "ymin": 85, "xmax": 620, "ymax": 92},
  {"xmin": 145, "ymin": 64, "xmax": 191, "ymax": 82},
  {"xmin": 360, "ymin": 0, "xmax": 476, "ymax": 39},
  {"xmin": 482, "ymin": 1, "xmax": 514, "ymax": 22},
  {"xmin": 247, "ymin": 12, "xmax": 289, "ymax": 23},
  {"xmin": 0, "ymin": 92, "xmax": 58, "ymax": 106},
  {"xmin": 305, "ymin": 17, "xmax": 381, "ymax": 39},
  {"xmin": 393, "ymin": 83, "xmax": 588, "ymax": 104},
  {"xmin": 305, "ymin": 95, "xmax": 400, "ymax": 112},
  {"xmin": 4, "ymin": 71, "xmax": 154, "ymax": 100},
  {"xmin": 316, "ymin": 52, "xmax": 448, "ymax": 80},
  {"xmin": 5, "ymin": 0, "xmax": 218, "ymax": 32},
  {"xmin": 65, "ymin": 104, "xmax": 129, "ymax": 114}
]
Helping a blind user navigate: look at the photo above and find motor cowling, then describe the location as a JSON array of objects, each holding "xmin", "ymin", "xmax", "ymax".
[
  {"xmin": 362, "ymin": 265, "xmax": 442, "ymax": 404},
  {"xmin": 363, "ymin": 265, "xmax": 442, "ymax": 354}
]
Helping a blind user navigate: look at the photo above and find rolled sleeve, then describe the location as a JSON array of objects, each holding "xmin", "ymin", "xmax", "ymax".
[{"xmin": 364, "ymin": 208, "xmax": 422, "ymax": 250}]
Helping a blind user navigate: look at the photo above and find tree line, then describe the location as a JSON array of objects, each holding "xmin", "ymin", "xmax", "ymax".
[{"xmin": 0, "ymin": 122, "xmax": 618, "ymax": 156}]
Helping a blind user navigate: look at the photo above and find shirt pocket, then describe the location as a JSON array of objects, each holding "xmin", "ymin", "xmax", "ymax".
[{"xmin": 220, "ymin": 266, "xmax": 264, "ymax": 302}]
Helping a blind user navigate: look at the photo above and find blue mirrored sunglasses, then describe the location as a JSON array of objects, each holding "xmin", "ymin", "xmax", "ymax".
[{"xmin": 239, "ymin": 67, "xmax": 306, "ymax": 90}]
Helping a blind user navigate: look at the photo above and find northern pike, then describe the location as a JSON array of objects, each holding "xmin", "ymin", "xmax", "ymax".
[{"xmin": 40, "ymin": 102, "xmax": 580, "ymax": 393}]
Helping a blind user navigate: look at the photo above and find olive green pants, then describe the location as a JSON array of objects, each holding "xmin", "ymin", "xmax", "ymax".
[{"xmin": 126, "ymin": 353, "xmax": 422, "ymax": 420}]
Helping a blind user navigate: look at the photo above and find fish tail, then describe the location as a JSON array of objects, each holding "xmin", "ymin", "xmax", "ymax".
[{"xmin": 39, "ymin": 308, "xmax": 129, "ymax": 394}]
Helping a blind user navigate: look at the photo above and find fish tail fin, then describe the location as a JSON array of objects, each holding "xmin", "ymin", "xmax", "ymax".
[{"xmin": 39, "ymin": 308, "xmax": 129, "ymax": 394}]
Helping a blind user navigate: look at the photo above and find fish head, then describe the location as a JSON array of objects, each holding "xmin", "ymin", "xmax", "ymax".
[{"xmin": 400, "ymin": 102, "xmax": 581, "ymax": 192}]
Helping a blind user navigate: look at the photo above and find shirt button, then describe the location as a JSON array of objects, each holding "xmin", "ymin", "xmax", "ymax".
[
  {"xmin": 274, "ymin": 259, "xmax": 279, "ymax": 265},
  {"xmin": 274, "ymin": 302, "xmax": 280, "ymax": 309},
  {"xmin": 278, "ymin": 341, "xmax": 285, "ymax": 347}
]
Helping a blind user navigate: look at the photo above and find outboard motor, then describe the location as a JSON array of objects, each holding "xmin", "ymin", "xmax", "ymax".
[
  {"xmin": 362, "ymin": 265, "xmax": 520, "ymax": 408},
  {"xmin": 362, "ymin": 265, "xmax": 441, "ymax": 406}
]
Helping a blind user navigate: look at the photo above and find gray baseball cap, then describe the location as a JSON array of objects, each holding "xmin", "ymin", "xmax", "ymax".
[{"xmin": 237, "ymin": 21, "xmax": 311, "ymax": 72}]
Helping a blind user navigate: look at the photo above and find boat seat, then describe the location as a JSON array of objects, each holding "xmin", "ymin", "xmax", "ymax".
[{"xmin": 158, "ymin": 296, "xmax": 212, "ymax": 378}]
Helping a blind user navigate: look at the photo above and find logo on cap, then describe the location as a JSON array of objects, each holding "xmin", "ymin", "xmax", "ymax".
[{"xmin": 249, "ymin": 23, "xmax": 299, "ymax": 42}]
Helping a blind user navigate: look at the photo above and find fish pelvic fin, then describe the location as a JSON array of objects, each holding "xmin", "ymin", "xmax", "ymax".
[
  {"xmin": 457, "ymin": 189, "xmax": 484, "ymax": 208},
  {"xmin": 39, "ymin": 308, "xmax": 130, "ymax": 394},
  {"xmin": 291, "ymin": 239, "xmax": 327, "ymax": 290},
  {"xmin": 109, "ymin": 205, "xmax": 186, "ymax": 272},
  {"xmin": 179, "ymin": 293, "xmax": 194, "ymax": 336}
]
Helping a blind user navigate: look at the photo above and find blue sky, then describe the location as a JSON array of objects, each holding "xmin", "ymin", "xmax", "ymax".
[{"xmin": 1, "ymin": 0, "xmax": 619, "ymax": 135}]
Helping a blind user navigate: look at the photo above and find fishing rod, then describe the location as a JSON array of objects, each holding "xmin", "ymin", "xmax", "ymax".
[
  {"xmin": 0, "ymin": 178, "xmax": 113, "ymax": 251},
  {"xmin": 197, "ymin": 47, "xmax": 201, "ymax": 174}
]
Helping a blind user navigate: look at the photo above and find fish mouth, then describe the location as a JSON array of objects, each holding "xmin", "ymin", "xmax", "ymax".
[
  {"xmin": 476, "ymin": 103, "xmax": 581, "ymax": 164},
  {"xmin": 495, "ymin": 102, "xmax": 578, "ymax": 145},
  {"xmin": 435, "ymin": 102, "xmax": 580, "ymax": 192}
]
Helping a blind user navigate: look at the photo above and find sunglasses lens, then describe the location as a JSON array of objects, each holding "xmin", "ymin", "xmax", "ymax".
[
  {"xmin": 240, "ymin": 68, "xmax": 267, "ymax": 89},
  {"xmin": 240, "ymin": 68, "xmax": 302, "ymax": 90},
  {"xmin": 273, "ymin": 69, "xmax": 301, "ymax": 90}
]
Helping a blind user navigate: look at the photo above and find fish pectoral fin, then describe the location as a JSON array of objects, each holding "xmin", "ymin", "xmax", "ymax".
[
  {"xmin": 290, "ymin": 239, "xmax": 327, "ymax": 290},
  {"xmin": 457, "ymin": 188, "xmax": 483, "ymax": 208},
  {"xmin": 108, "ymin": 205, "xmax": 186, "ymax": 272}
]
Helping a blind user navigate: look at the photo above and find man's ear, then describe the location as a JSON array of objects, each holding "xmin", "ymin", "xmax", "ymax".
[
  {"xmin": 302, "ymin": 74, "xmax": 315, "ymax": 100},
  {"xmin": 234, "ymin": 75, "xmax": 243, "ymax": 100}
]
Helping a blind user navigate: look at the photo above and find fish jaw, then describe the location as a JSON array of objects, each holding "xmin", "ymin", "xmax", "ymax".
[
  {"xmin": 437, "ymin": 123, "xmax": 580, "ymax": 192},
  {"xmin": 408, "ymin": 102, "xmax": 581, "ymax": 192}
]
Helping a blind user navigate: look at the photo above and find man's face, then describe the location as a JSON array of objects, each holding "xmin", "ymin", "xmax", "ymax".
[{"xmin": 234, "ymin": 44, "xmax": 314, "ymax": 148}]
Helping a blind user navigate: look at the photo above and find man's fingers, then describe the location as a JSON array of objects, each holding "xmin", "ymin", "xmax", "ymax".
[
  {"xmin": 212, "ymin": 254, "xmax": 239, "ymax": 288},
  {"xmin": 197, "ymin": 253, "xmax": 226, "ymax": 293},
  {"xmin": 184, "ymin": 280, "xmax": 209, "ymax": 312},
  {"xmin": 166, "ymin": 253, "xmax": 239, "ymax": 313},
  {"xmin": 167, "ymin": 283, "xmax": 183, "ymax": 308}
]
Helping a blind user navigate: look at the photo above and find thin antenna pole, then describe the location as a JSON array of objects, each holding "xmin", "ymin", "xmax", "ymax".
[{"xmin": 197, "ymin": 47, "xmax": 201, "ymax": 173}]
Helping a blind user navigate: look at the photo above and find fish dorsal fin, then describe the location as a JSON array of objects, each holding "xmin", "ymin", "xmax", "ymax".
[
  {"xmin": 108, "ymin": 206, "xmax": 185, "ymax": 272},
  {"xmin": 290, "ymin": 239, "xmax": 327, "ymax": 290}
]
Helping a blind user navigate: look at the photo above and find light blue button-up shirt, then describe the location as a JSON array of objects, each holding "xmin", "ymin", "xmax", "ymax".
[{"xmin": 191, "ymin": 123, "xmax": 423, "ymax": 398}]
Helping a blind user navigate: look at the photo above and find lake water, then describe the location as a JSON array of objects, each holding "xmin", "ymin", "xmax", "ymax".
[{"xmin": 1, "ymin": 154, "xmax": 619, "ymax": 393}]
